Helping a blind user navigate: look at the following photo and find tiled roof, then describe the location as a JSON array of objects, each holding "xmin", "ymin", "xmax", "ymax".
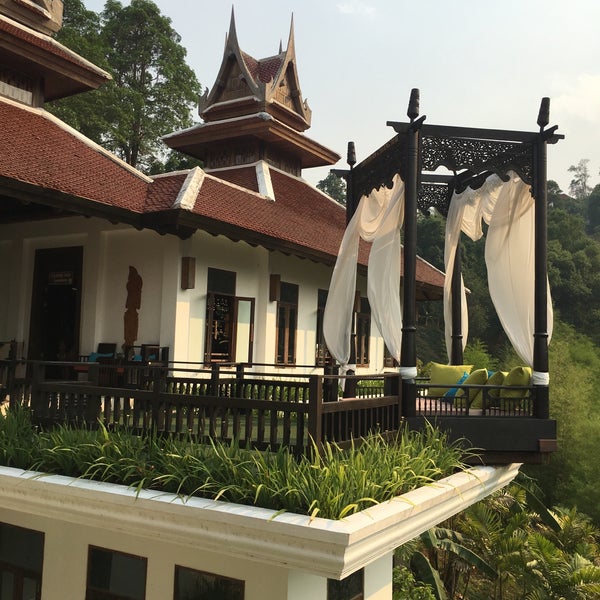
[
  {"xmin": 258, "ymin": 55, "xmax": 284, "ymax": 83},
  {"xmin": 207, "ymin": 167, "xmax": 260, "ymax": 193},
  {"xmin": 0, "ymin": 15, "xmax": 110, "ymax": 81},
  {"xmin": 0, "ymin": 99, "xmax": 149, "ymax": 211},
  {"xmin": 149, "ymin": 165, "xmax": 445, "ymax": 290},
  {"xmin": 146, "ymin": 172, "xmax": 188, "ymax": 211},
  {"xmin": 0, "ymin": 98, "xmax": 444, "ymax": 290},
  {"xmin": 241, "ymin": 51, "xmax": 283, "ymax": 84}
]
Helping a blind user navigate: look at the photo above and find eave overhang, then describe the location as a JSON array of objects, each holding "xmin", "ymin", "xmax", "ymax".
[
  {"xmin": 0, "ymin": 176, "xmax": 143, "ymax": 228},
  {"xmin": 0, "ymin": 14, "xmax": 111, "ymax": 101},
  {"xmin": 163, "ymin": 114, "xmax": 340, "ymax": 169}
]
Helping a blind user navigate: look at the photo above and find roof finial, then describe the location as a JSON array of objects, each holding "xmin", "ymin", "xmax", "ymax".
[
  {"xmin": 279, "ymin": 39, "xmax": 283, "ymax": 54},
  {"xmin": 287, "ymin": 13, "xmax": 295, "ymax": 53},
  {"xmin": 228, "ymin": 6, "xmax": 239, "ymax": 47}
]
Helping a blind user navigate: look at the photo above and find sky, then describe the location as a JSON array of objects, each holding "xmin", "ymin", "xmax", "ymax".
[{"xmin": 82, "ymin": 0, "xmax": 600, "ymax": 193}]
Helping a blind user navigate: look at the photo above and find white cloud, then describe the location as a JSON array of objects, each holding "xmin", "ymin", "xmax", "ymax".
[{"xmin": 336, "ymin": 1, "xmax": 376, "ymax": 16}]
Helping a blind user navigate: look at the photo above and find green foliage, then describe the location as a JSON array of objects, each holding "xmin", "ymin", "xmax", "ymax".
[
  {"xmin": 0, "ymin": 412, "xmax": 466, "ymax": 520},
  {"xmin": 403, "ymin": 476, "xmax": 600, "ymax": 599},
  {"xmin": 587, "ymin": 184, "xmax": 600, "ymax": 237},
  {"xmin": 316, "ymin": 172, "xmax": 347, "ymax": 205},
  {"xmin": 568, "ymin": 159, "xmax": 592, "ymax": 200},
  {"xmin": 462, "ymin": 340, "xmax": 498, "ymax": 372},
  {"xmin": 525, "ymin": 321, "xmax": 600, "ymax": 523},
  {"xmin": 49, "ymin": 0, "xmax": 201, "ymax": 171},
  {"xmin": 393, "ymin": 566, "xmax": 436, "ymax": 600}
]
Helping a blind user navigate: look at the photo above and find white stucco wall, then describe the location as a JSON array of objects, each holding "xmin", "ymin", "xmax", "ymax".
[{"xmin": 0, "ymin": 215, "xmax": 385, "ymax": 370}]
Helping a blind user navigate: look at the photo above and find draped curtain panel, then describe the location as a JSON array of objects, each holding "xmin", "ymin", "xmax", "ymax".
[
  {"xmin": 446, "ymin": 172, "xmax": 553, "ymax": 367},
  {"xmin": 325, "ymin": 170, "xmax": 552, "ymax": 372},
  {"xmin": 323, "ymin": 175, "xmax": 405, "ymax": 369}
]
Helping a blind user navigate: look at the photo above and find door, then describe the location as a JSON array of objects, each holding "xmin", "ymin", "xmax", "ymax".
[
  {"xmin": 205, "ymin": 294, "xmax": 254, "ymax": 364},
  {"xmin": 28, "ymin": 247, "xmax": 83, "ymax": 361}
]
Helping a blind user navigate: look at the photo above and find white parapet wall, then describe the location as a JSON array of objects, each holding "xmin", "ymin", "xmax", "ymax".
[{"xmin": 0, "ymin": 463, "xmax": 521, "ymax": 599}]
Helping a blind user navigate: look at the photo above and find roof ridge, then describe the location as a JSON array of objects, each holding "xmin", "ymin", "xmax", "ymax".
[{"xmin": 172, "ymin": 167, "xmax": 205, "ymax": 210}]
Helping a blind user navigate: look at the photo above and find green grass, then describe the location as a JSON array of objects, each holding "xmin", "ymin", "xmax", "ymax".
[{"xmin": 0, "ymin": 408, "xmax": 467, "ymax": 520}]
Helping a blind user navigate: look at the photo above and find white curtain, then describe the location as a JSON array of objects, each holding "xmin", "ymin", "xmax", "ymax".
[
  {"xmin": 445, "ymin": 172, "xmax": 553, "ymax": 367},
  {"xmin": 323, "ymin": 175, "xmax": 405, "ymax": 369},
  {"xmin": 485, "ymin": 175, "xmax": 553, "ymax": 366},
  {"xmin": 444, "ymin": 175, "xmax": 503, "ymax": 360}
]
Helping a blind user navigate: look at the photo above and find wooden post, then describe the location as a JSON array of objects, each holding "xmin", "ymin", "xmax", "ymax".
[
  {"xmin": 450, "ymin": 238, "xmax": 464, "ymax": 364},
  {"xmin": 307, "ymin": 374, "xmax": 323, "ymax": 449},
  {"xmin": 235, "ymin": 363, "xmax": 245, "ymax": 398},
  {"xmin": 533, "ymin": 98, "xmax": 551, "ymax": 419},
  {"xmin": 7, "ymin": 340, "xmax": 17, "ymax": 411},
  {"xmin": 400, "ymin": 88, "xmax": 423, "ymax": 415},
  {"xmin": 210, "ymin": 362, "xmax": 221, "ymax": 396}
]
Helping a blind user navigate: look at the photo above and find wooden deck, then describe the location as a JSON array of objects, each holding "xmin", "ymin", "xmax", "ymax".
[{"xmin": 1, "ymin": 360, "xmax": 557, "ymax": 464}]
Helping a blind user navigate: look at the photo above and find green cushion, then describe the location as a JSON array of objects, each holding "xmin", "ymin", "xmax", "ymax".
[
  {"xmin": 428, "ymin": 362, "xmax": 473, "ymax": 397},
  {"xmin": 502, "ymin": 366, "xmax": 532, "ymax": 400},
  {"xmin": 485, "ymin": 371, "xmax": 507, "ymax": 407},
  {"xmin": 454, "ymin": 368, "xmax": 489, "ymax": 408}
]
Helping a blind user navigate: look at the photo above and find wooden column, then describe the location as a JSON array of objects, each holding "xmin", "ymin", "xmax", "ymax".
[
  {"xmin": 400, "ymin": 89, "xmax": 424, "ymax": 417},
  {"xmin": 533, "ymin": 98, "xmax": 551, "ymax": 419}
]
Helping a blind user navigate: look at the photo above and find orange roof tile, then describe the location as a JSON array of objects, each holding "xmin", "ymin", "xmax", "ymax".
[
  {"xmin": 0, "ymin": 99, "xmax": 148, "ymax": 211},
  {"xmin": 0, "ymin": 99, "xmax": 444, "ymax": 292}
]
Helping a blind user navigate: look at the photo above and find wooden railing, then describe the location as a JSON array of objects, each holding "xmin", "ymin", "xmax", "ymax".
[
  {"xmin": 2, "ymin": 360, "xmax": 555, "ymax": 463},
  {"xmin": 20, "ymin": 362, "xmax": 400, "ymax": 453}
]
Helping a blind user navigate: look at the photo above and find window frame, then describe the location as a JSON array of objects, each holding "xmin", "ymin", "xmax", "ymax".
[
  {"xmin": 276, "ymin": 281, "xmax": 299, "ymax": 366},
  {"xmin": 85, "ymin": 545, "xmax": 147, "ymax": 600}
]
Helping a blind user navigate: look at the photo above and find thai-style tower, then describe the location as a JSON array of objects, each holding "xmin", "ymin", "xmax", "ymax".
[{"xmin": 163, "ymin": 11, "xmax": 340, "ymax": 179}]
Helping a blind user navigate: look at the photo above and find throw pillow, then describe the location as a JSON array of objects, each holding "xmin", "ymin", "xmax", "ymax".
[{"xmin": 428, "ymin": 362, "xmax": 474, "ymax": 397}]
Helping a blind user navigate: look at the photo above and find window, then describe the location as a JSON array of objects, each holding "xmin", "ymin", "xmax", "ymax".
[
  {"xmin": 276, "ymin": 282, "xmax": 298, "ymax": 365},
  {"xmin": 328, "ymin": 569, "xmax": 364, "ymax": 600},
  {"xmin": 174, "ymin": 565, "xmax": 244, "ymax": 600},
  {"xmin": 316, "ymin": 289, "xmax": 332, "ymax": 366},
  {"xmin": 355, "ymin": 297, "xmax": 370, "ymax": 367},
  {"xmin": 0, "ymin": 522, "xmax": 44, "ymax": 600},
  {"xmin": 86, "ymin": 546, "xmax": 147, "ymax": 600},
  {"xmin": 205, "ymin": 269, "xmax": 255, "ymax": 364}
]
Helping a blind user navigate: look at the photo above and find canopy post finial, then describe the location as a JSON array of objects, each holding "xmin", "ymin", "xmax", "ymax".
[
  {"xmin": 407, "ymin": 88, "xmax": 420, "ymax": 122},
  {"xmin": 537, "ymin": 97, "xmax": 550, "ymax": 131},
  {"xmin": 347, "ymin": 141, "xmax": 356, "ymax": 168}
]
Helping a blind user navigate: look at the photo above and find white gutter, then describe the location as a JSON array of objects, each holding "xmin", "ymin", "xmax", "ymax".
[{"xmin": 0, "ymin": 463, "xmax": 520, "ymax": 579}]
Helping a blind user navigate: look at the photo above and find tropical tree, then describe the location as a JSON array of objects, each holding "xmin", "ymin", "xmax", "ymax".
[
  {"xmin": 49, "ymin": 0, "xmax": 201, "ymax": 172},
  {"xmin": 568, "ymin": 159, "xmax": 592, "ymax": 200},
  {"xmin": 317, "ymin": 172, "xmax": 347, "ymax": 205}
]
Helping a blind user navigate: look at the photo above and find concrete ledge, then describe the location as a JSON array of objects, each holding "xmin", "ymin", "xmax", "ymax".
[{"xmin": 0, "ymin": 463, "xmax": 520, "ymax": 579}]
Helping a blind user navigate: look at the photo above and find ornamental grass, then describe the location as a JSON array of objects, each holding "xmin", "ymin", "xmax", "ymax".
[{"xmin": 0, "ymin": 408, "xmax": 468, "ymax": 520}]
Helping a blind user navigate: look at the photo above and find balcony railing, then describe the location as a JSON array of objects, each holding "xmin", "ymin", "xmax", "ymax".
[{"xmin": 0, "ymin": 360, "xmax": 556, "ymax": 464}]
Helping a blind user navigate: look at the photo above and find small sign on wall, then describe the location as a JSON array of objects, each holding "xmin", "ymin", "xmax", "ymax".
[{"xmin": 48, "ymin": 271, "xmax": 73, "ymax": 285}]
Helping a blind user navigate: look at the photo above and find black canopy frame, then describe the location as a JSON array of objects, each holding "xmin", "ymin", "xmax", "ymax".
[{"xmin": 338, "ymin": 89, "xmax": 563, "ymax": 421}]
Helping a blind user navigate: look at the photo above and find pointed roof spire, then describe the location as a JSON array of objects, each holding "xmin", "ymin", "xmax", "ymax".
[
  {"xmin": 287, "ymin": 13, "xmax": 295, "ymax": 53},
  {"xmin": 228, "ymin": 6, "xmax": 239, "ymax": 48},
  {"xmin": 279, "ymin": 39, "xmax": 283, "ymax": 54}
]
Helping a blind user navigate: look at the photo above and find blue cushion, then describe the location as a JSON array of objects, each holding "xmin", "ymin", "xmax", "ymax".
[
  {"xmin": 88, "ymin": 352, "xmax": 114, "ymax": 362},
  {"xmin": 444, "ymin": 371, "xmax": 469, "ymax": 399}
]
